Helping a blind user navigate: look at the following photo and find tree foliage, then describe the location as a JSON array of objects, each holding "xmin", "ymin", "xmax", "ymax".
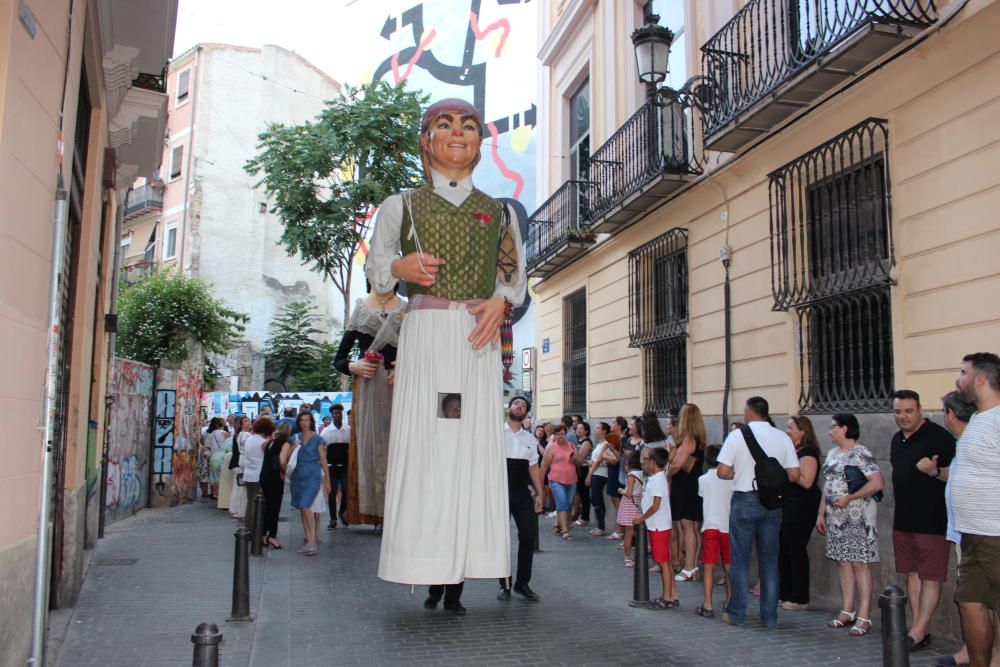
[
  {"xmin": 264, "ymin": 301, "xmax": 325, "ymax": 387},
  {"xmin": 296, "ymin": 341, "xmax": 341, "ymax": 392},
  {"xmin": 116, "ymin": 272, "xmax": 247, "ymax": 366},
  {"xmin": 245, "ymin": 80, "xmax": 428, "ymax": 324}
]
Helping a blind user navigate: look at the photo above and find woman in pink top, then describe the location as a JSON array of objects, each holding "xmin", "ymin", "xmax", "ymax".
[{"xmin": 540, "ymin": 424, "xmax": 578, "ymax": 540}]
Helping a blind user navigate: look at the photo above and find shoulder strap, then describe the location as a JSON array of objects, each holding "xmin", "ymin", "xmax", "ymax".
[{"xmin": 739, "ymin": 424, "xmax": 768, "ymax": 463}]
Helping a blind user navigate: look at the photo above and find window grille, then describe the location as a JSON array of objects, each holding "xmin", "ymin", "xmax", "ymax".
[
  {"xmin": 628, "ymin": 228, "xmax": 688, "ymax": 410},
  {"xmin": 769, "ymin": 118, "xmax": 895, "ymax": 412},
  {"xmin": 563, "ymin": 289, "xmax": 587, "ymax": 414}
]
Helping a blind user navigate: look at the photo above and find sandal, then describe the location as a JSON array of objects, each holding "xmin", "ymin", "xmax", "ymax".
[
  {"xmin": 561, "ymin": 531, "xmax": 573, "ymax": 540},
  {"xmin": 624, "ymin": 559, "xmax": 635, "ymax": 568},
  {"xmin": 589, "ymin": 528, "xmax": 606, "ymax": 536},
  {"xmin": 649, "ymin": 564, "xmax": 661, "ymax": 573},
  {"xmin": 666, "ymin": 599, "xmax": 681, "ymax": 609},
  {"xmin": 828, "ymin": 610, "xmax": 857, "ymax": 628},
  {"xmin": 849, "ymin": 618, "xmax": 872, "ymax": 636},
  {"xmin": 647, "ymin": 597, "xmax": 669, "ymax": 610},
  {"xmin": 268, "ymin": 539, "xmax": 283, "ymax": 550},
  {"xmin": 608, "ymin": 532, "xmax": 623, "ymax": 540},
  {"xmin": 695, "ymin": 605, "xmax": 715, "ymax": 618},
  {"xmin": 573, "ymin": 519, "xmax": 589, "ymax": 527},
  {"xmin": 675, "ymin": 567, "xmax": 700, "ymax": 582}
]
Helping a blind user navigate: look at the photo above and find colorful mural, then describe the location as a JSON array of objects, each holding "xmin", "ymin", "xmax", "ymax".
[
  {"xmin": 201, "ymin": 391, "xmax": 353, "ymax": 421},
  {"xmin": 171, "ymin": 369, "xmax": 202, "ymax": 506},
  {"xmin": 345, "ymin": 0, "xmax": 538, "ymax": 373},
  {"xmin": 105, "ymin": 358, "xmax": 155, "ymax": 523}
]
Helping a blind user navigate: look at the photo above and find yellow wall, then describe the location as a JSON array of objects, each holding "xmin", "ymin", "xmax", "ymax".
[{"xmin": 534, "ymin": 0, "xmax": 1000, "ymax": 421}]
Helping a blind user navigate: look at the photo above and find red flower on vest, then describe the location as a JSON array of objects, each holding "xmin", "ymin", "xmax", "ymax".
[{"xmin": 472, "ymin": 213, "xmax": 492, "ymax": 226}]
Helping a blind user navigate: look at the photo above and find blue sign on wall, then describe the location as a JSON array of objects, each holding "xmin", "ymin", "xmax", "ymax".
[{"xmin": 542, "ymin": 338, "xmax": 549, "ymax": 354}]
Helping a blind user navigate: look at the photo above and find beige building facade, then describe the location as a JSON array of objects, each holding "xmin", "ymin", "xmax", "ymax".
[
  {"xmin": 0, "ymin": 1, "xmax": 176, "ymax": 664},
  {"xmin": 532, "ymin": 0, "xmax": 1000, "ymax": 638}
]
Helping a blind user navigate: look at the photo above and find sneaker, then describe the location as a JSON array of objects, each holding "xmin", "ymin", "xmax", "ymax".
[{"xmin": 545, "ymin": 511, "xmax": 557, "ymax": 518}]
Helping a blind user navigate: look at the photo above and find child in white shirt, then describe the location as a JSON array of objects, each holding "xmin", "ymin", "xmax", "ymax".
[
  {"xmin": 696, "ymin": 444, "xmax": 734, "ymax": 618},
  {"xmin": 633, "ymin": 447, "xmax": 676, "ymax": 608}
]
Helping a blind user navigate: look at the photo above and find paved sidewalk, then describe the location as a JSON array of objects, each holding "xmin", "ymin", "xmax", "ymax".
[{"xmin": 51, "ymin": 498, "xmax": 956, "ymax": 666}]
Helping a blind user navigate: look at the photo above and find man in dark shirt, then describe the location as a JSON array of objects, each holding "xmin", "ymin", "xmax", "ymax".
[
  {"xmin": 322, "ymin": 403, "xmax": 350, "ymax": 528},
  {"xmin": 890, "ymin": 389, "xmax": 956, "ymax": 651}
]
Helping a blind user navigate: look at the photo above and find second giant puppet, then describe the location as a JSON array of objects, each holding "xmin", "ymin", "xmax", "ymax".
[{"xmin": 366, "ymin": 98, "xmax": 526, "ymax": 611}]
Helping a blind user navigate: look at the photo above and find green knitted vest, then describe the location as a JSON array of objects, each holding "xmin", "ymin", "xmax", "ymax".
[{"xmin": 400, "ymin": 185, "xmax": 503, "ymax": 301}]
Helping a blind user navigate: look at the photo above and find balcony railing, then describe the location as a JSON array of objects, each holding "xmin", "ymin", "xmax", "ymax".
[
  {"xmin": 701, "ymin": 0, "xmax": 936, "ymax": 151},
  {"xmin": 587, "ymin": 99, "xmax": 702, "ymax": 233},
  {"xmin": 124, "ymin": 184, "xmax": 164, "ymax": 219},
  {"xmin": 120, "ymin": 260, "xmax": 158, "ymax": 285},
  {"xmin": 525, "ymin": 180, "xmax": 595, "ymax": 277}
]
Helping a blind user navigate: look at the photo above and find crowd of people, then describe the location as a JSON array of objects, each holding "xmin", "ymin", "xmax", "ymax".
[
  {"xmin": 194, "ymin": 345, "xmax": 1000, "ymax": 666},
  {"xmin": 523, "ymin": 352, "xmax": 1000, "ymax": 667},
  {"xmin": 197, "ymin": 402, "xmax": 355, "ymax": 554}
]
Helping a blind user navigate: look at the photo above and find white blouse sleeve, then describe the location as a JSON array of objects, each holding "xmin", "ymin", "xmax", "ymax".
[
  {"xmin": 364, "ymin": 194, "xmax": 405, "ymax": 294},
  {"xmin": 493, "ymin": 202, "xmax": 527, "ymax": 304}
]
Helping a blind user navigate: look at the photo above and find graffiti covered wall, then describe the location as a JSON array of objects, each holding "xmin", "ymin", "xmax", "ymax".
[{"xmin": 105, "ymin": 358, "xmax": 154, "ymax": 523}]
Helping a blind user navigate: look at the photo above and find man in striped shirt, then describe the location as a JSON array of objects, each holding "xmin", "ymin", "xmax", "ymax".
[{"xmin": 950, "ymin": 352, "xmax": 1000, "ymax": 667}]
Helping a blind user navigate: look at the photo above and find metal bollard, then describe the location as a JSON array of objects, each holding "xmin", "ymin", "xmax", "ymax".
[
  {"xmin": 191, "ymin": 622, "xmax": 222, "ymax": 667},
  {"xmin": 628, "ymin": 523, "xmax": 650, "ymax": 607},
  {"xmin": 227, "ymin": 527, "xmax": 253, "ymax": 622},
  {"xmin": 250, "ymin": 493, "xmax": 265, "ymax": 557},
  {"xmin": 879, "ymin": 584, "xmax": 910, "ymax": 667}
]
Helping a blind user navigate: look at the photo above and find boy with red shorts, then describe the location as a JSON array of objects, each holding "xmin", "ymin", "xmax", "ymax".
[
  {"xmin": 696, "ymin": 444, "xmax": 734, "ymax": 618},
  {"xmin": 634, "ymin": 447, "xmax": 676, "ymax": 608}
]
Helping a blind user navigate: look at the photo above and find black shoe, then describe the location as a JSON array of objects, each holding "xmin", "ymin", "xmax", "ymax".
[
  {"xmin": 497, "ymin": 587, "xmax": 511, "ymax": 601},
  {"xmin": 326, "ymin": 522, "xmax": 336, "ymax": 530},
  {"xmin": 513, "ymin": 584, "xmax": 540, "ymax": 602},
  {"xmin": 442, "ymin": 601, "xmax": 466, "ymax": 615},
  {"xmin": 423, "ymin": 596, "xmax": 440, "ymax": 610},
  {"xmin": 339, "ymin": 513, "xmax": 350, "ymax": 527},
  {"xmin": 908, "ymin": 633, "xmax": 932, "ymax": 651}
]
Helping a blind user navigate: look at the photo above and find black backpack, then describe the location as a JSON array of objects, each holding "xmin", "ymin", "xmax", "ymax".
[{"xmin": 739, "ymin": 425, "xmax": 791, "ymax": 510}]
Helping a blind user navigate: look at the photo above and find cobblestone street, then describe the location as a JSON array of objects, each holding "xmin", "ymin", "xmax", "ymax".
[{"xmin": 50, "ymin": 500, "xmax": 955, "ymax": 667}]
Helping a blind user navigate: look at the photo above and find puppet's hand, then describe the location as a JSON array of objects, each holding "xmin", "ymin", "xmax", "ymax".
[
  {"xmin": 391, "ymin": 252, "xmax": 445, "ymax": 287},
  {"xmin": 467, "ymin": 296, "xmax": 505, "ymax": 350}
]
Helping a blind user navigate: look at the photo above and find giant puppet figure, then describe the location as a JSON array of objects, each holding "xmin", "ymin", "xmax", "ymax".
[{"xmin": 366, "ymin": 98, "xmax": 526, "ymax": 612}]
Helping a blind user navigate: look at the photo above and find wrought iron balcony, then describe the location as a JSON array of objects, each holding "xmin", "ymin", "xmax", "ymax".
[
  {"xmin": 525, "ymin": 180, "xmax": 595, "ymax": 278},
  {"xmin": 587, "ymin": 98, "xmax": 701, "ymax": 235},
  {"xmin": 701, "ymin": 0, "xmax": 936, "ymax": 152},
  {"xmin": 120, "ymin": 259, "xmax": 158, "ymax": 286},
  {"xmin": 124, "ymin": 184, "xmax": 164, "ymax": 219}
]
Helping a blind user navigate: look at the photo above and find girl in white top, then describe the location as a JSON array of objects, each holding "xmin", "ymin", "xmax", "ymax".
[{"xmin": 616, "ymin": 450, "xmax": 645, "ymax": 567}]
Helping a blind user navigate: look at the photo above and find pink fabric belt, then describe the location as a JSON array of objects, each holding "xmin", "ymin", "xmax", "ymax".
[{"xmin": 407, "ymin": 294, "xmax": 485, "ymax": 325}]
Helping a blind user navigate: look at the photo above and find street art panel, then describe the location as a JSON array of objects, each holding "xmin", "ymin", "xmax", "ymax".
[
  {"xmin": 105, "ymin": 358, "xmax": 154, "ymax": 523},
  {"xmin": 344, "ymin": 0, "xmax": 538, "ymax": 384},
  {"xmin": 201, "ymin": 391, "xmax": 354, "ymax": 421},
  {"xmin": 172, "ymin": 370, "xmax": 202, "ymax": 506},
  {"xmin": 153, "ymin": 389, "xmax": 176, "ymax": 497}
]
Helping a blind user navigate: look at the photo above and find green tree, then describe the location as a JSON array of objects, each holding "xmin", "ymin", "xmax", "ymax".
[
  {"xmin": 297, "ymin": 340, "xmax": 342, "ymax": 392},
  {"xmin": 244, "ymin": 80, "xmax": 427, "ymax": 326},
  {"xmin": 264, "ymin": 301, "xmax": 324, "ymax": 387},
  {"xmin": 116, "ymin": 272, "xmax": 247, "ymax": 366}
]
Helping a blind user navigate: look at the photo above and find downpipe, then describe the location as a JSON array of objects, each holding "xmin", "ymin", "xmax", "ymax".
[
  {"xmin": 28, "ymin": 186, "xmax": 69, "ymax": 666},
  {"xmin": 98, "ymin": 196, "xmax": 125, "ymax": 538}
]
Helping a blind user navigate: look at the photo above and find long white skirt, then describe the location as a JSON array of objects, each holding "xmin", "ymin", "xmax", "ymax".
[{"xmin": 377, "ymin": 306, "xmax": 510, "ymax": 585}]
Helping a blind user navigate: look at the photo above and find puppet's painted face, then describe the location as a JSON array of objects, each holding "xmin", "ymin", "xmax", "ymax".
[{"xmin": 421, "ymin": 111, "xmax": 483, "ymax": 175}]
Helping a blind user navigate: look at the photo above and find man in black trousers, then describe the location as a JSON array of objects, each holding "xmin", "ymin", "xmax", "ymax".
[{"xmin": 498, "ymin": 396, "xmax": 543, "ymax": 602}]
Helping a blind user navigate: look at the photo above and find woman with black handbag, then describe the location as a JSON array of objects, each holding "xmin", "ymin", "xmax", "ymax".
[{"xmin": 816, "ymin": 413, "xmax": 885, "ymax": 637}]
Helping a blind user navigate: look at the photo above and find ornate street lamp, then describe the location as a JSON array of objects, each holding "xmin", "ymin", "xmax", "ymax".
[{"xmin": 631, "ymin": 13, "xmax": 674, "ymax": 97}]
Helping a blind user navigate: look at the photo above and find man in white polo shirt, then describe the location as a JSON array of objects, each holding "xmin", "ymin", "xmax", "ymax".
[{"xmin": 717, "ymin": 396, "xmax": 800, "ymax": 629}]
